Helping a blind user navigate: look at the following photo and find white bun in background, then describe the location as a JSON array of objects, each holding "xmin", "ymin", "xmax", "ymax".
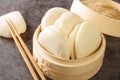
[
  {"xmin": 69, "ymin": 24, "xmax": 80, "ymax": 59},
  {"xmin": 55, "ymin": 12, "xmax": 83, "ymax": 36},
  {"xmin": 41, "ymin": 7, "xmax": 68, "ymax": 30}
]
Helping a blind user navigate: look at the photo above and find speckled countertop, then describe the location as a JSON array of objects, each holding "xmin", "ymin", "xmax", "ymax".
[{"xmin": 0, "ymin": 0, "xmax": 120, "ymax": 80}]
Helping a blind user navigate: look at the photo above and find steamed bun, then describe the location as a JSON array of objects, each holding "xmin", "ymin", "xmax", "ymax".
[
  {"xmin": 75, "ymin": 22, "xmax": 101, "ymax": 58},
  {"xmin": 38, "ymin": 25, "xmax": 70, "ymax": 59},
  {"xmin": 41, "ymin": 7, "xmax": 68, "ymax": 30},
  {"xmin": 0, "ymin": 11, "xmax": 26, "ymax": 38},
  {"xmin": 55, "ymin": 12, "xmax": 83, "ymax": 36}
]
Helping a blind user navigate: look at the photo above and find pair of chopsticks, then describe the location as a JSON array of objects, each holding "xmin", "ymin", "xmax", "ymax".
[{"xmin": 6, "ymin": 19, "xmax": 46, "ymax": 80}]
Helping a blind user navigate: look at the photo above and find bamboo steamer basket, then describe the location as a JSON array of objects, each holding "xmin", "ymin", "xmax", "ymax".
[
  {"xmin": 33, "ymin": 25, "xmax": 106, "ymax": 80},
  {"xmin": 70, "ymin": 0, "xmax": 120, "ymax": 37}
]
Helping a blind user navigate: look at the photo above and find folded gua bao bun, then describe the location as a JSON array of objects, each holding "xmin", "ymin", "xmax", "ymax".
[
  {"xmin": 38, "ymin": 25, "xmax": 71, "ymax": 59},
  {"xmin": 41, "ymin": 7, "xmax": 69, "ymax": 30},
  {"xmin": 38, "ymin": 7, "xmax": 102, "ymax": 60},
  {"xmin": 0, "ymin": 11, "xmax": 26, "ymax": 38}
]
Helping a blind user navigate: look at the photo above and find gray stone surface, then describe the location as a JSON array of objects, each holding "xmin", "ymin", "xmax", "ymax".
[{"xmin": 0, "ymin": 0, "xmax": 120, "ymax": 80}]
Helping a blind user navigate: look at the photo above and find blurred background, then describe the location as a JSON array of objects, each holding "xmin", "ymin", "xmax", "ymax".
[{"xmin": 0, "ymin": 0, "xmax": 120, "ymax": 80}]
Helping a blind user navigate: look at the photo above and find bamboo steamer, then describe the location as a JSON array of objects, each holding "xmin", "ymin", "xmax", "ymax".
[
  {"xmin": 33, "ymin": 25, "xmax": 106, "ymax": 80},
  {"xmin": 70, "ymin": 0, "xmax": 120, "ymax": 37}
]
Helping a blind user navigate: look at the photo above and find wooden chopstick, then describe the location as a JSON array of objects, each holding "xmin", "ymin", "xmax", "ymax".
[
  {"xmin": 6, "ymin": 19, "xmax": 46, "ymax": 80},
  {"xmin": 6, "ymin": 19, "xmax": 38, "ymax": 80}
]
